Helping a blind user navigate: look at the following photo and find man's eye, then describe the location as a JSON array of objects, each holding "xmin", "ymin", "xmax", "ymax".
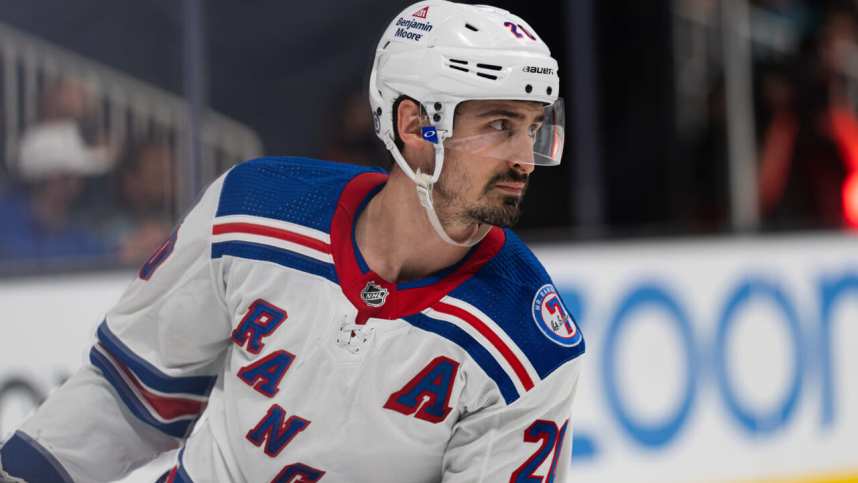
[
  {"xmin": 528, "ymin": 124, "xmax": 542, "ymax": 137},
  {"xmin": 489, "ymin": 119, "xmax": 510, "ymax": 131}
]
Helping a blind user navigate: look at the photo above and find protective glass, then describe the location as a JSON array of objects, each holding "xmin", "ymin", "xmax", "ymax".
[{"xmin": 440, "ymin": 98, "xmax": 564, "ymax": 166}]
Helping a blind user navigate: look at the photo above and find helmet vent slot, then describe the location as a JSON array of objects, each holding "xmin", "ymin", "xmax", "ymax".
[
  {"xmin": 476, "ymin": 63, "xmax": 502, "ymax": 71},
  {"xmin": 445, "ymin": 58, "xmax": 501, "ymax": 80},
  {"xmin": 465, "ymin": 23, "xmax": 479, "ymax": 32}
]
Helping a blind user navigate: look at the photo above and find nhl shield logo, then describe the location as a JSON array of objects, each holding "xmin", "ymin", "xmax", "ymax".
[
  {"xmin": 361, "ymin": 281, "xmax": 389, "ymax": 307},
  {"xmin": 531, "ymin": 284, "xmax": 581, "ymax": 347}
]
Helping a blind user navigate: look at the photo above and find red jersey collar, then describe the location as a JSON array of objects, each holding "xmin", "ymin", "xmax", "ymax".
[{"xmin": 330, "ymin": 172, "xmax": 505, "ymax": 324}]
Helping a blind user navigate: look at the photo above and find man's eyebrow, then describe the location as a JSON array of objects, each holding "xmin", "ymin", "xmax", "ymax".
[
  {"xmin": 477, "ymin": 109, "xmax": 524, "ymax": 119},
  {"xmin": 476, "ymin": 109, "xmax": 544, "ymax": 123}
]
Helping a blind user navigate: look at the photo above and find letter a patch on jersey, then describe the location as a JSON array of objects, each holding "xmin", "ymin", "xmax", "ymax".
[{"xmin": 383, "ymin": 356, "xmax": 459, "ymax": 423}]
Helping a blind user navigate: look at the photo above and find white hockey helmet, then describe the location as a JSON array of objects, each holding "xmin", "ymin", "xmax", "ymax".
[{"xmin": 369, "ymin": 0, "xmax": 564, "ymax": 245}]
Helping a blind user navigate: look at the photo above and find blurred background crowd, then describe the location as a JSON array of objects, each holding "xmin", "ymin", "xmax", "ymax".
[{"xmin": 0, "ymin": 0, "xmax": 857, "ymax": 276}]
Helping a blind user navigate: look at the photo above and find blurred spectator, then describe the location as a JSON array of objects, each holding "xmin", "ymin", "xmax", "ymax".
[
  {"xmin": 322, "ymin": 88, "xmax": 389, "ymax": 168},
  {"xmin": 0, "ymin": 159, "xmax": 109, "ymax": 261},
  {"xmin": 0, "ymin": 79, "xmax": 119, "ymax": 262},
  {"xmin": 685, "ymin": 1, "xmax": 858, "ymax": 231},
  {"xmin": 757, "ymin": 3, "xmax": 858, "ymax": 229},
  {"xmin": 97, "ymin": 142, "xmax": 176, "ymax": 265},
  {"xmin": 14, "ymin": 78, "xmax": 118, "ymax": 180}
]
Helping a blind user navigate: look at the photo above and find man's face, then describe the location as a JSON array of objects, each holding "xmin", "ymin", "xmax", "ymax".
[{"xmin": 433, "ymin": 100, "xmax": 544, "ymax": 228}]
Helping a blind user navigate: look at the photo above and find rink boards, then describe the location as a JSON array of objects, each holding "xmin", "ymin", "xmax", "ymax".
[{"xmin": 535, "ymin": 233, "xmax": 858, "ymax": 483}]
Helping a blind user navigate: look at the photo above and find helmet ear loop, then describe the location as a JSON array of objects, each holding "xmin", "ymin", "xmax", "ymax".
[
  {"xmin": 414, "ymin": 131, "xmax": 446, "ymax": 211},
  {"xmin": 404, "ymin": 107, "xmax": 445, "ymax": 188},
  {"xmin": 411, "ymin": 99, "xmax": 458, "ymax": 186},
  {"xmin": 424, "ymin": 129, "xmax": 446, "ymax": 185}
]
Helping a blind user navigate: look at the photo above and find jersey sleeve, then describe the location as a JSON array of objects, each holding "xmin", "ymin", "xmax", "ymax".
[
  {"xmin": 442, "ymin": 357, "xmax": 583, "ymax": 483},
  {"xmin": 0, "ymin": 172, "xmax": 233, "ymax": 483}
]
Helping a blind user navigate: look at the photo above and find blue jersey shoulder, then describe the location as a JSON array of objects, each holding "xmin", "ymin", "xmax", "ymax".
[
  {"xmin": 216, "ymin": 156, "xmax": 383, "ymax": 232},
  {"xmin": 450, "ymin": 229, "xmax": 585, "ymax": 381}
]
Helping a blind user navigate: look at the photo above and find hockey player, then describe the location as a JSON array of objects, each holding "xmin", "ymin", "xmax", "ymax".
[{"xmin": 0, "ymin": 1, "xmax": 584, "ymax": 481}]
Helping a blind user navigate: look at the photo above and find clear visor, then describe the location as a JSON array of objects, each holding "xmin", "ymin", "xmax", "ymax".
[{"xmin": 440, "ymin": 98, "xmax": 564, "ymax": 166}]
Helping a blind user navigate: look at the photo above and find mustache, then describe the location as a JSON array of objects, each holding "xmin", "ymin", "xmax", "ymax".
[{"xmin": 486, "ymin": 170, "xmax": 529, "ymax": 190}]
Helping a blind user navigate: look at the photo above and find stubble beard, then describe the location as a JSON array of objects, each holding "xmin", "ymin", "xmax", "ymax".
[{"xmin": 434, "ymin": 169, "xmax": 527, "ymax": 229}]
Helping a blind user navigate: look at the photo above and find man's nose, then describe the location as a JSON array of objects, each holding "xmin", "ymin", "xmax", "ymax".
[
  {"xmin": 507, "ymin": 134, "xmax": 536, "ymax": 175},
  {"xmin": 509, "ymin": 159, "xmax": 535, "ymax": 176}
]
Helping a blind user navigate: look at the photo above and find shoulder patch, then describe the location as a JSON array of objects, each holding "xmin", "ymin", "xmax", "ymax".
[{"xmin": 531, "ymin": 283, "xmax": 582, "ymax": 348}]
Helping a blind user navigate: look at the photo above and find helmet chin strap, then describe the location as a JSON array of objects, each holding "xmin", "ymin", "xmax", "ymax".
[{"xmin": 387, "ymin": 137, "xmax": 491, "ymax": 248}]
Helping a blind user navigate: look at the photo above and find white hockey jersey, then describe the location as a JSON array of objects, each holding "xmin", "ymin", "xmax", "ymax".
[{"xmin": 0, "ymin": 157, "xmax": 585, "ymax": 483}]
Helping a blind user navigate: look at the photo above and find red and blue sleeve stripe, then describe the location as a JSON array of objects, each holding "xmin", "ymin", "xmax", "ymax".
[
  {"xmin": 158, "ymin": 448, "xmax": 194, "ymax": 483},
  {"xmin": 89, "ymin": 321, "xmax": 216, "ymax": 439}
]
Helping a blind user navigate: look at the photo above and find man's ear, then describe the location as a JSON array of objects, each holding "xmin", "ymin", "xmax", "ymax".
[{"xmin": 396, "ymin": 99, "xmax": 428, "ymax": 154}]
